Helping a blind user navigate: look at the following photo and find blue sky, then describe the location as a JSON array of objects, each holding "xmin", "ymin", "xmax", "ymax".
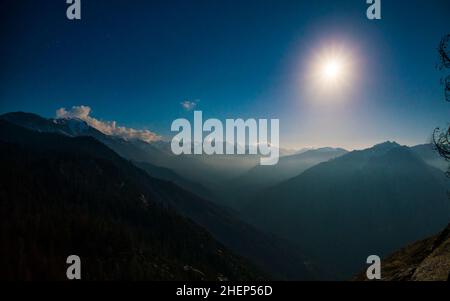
[{"xmin": 1, "ymin": 0, "xmax": 449, "ymax": 149}]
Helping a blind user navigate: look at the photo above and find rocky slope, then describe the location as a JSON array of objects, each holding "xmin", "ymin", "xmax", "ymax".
[{"xmin": 355, "ymin": 223, "xmax": 450, "ymax": 281}]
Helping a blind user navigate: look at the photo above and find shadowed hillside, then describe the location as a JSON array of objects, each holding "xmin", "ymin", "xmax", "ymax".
[
  {"xmin": 244, "ymin": 142, "xmax": 450, "ymax": 279},
  {"xmin": 0, "ymin": 118, "xmax": 319, "ymax": 280},
  {"xmin": 0, "ymin": 120, "xmax": 262, "ymax": 280}
]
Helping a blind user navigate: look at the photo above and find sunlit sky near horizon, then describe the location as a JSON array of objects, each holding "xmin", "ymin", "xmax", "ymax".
[{"xmin": 1, "ymin": 0, "xmax": 449, "ymax": 150}]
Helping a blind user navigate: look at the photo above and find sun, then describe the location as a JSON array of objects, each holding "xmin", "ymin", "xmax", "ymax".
[
  {"xmin": 322, "ymin": 58, "xmax": 343, "ymax": 81},
  {"xmin": 309, "ymin": 45, "xmax": 354, "ymax": 94},
  {"xmin": 319, "ymin": 54, "xmax": 348, "ymax": 87},
  {"xmin": 302, "ymin": 42, "xmax": 357, "ymax": 102}
]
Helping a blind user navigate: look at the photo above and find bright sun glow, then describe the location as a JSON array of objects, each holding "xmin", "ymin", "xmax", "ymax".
[
  {"xmin": 308, "ymin": 45, "xmax": 355, "ymax": 96},
  {"xmin": 322, "ymin": 58, "xmax": 343, "ymax": 81}
]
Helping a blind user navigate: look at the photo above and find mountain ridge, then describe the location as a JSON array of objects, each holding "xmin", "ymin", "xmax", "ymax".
[
  {"xmin": 0, "ymin": 120, "xmax": 263, "ymax": 280},
  {"xmin": 0, "ymin": 117, "xmax": 319, "ymax": 280},
  {"xmin": 244, "ymin": 141, "xmax": 450, "ymax": 278}
]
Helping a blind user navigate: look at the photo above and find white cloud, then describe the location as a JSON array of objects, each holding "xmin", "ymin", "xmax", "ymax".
[
  {"xmin": 180, "ymin": 99, "xmax": 198, "ymax": 111},
  {"xmin": 56, "ymin": 105, "xmax": 161, "ymax": 143}
]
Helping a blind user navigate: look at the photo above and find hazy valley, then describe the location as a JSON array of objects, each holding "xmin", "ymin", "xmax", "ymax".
[{"xmin": 1, "ymin": 111, "xmax": 449, "ymax": 280}]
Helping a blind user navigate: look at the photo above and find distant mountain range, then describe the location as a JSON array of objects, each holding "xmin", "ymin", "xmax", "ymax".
[
  {"xmin": 243, "ymin": 141, "xmax": 450, "ymax": 279},
  {"xmin": 0, "ymin": 112, "xmax": 319, "ymax": 280},
  {"xmin": 244, "ymin": 147, "xmax": 349, "ymax": 188},
  {"xmin": 224, "ymin": 147, "xmax": 348, "ymax": 209}
]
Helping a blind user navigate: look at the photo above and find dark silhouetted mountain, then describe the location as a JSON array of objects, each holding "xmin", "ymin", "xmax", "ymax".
[
  {"xmin": 0, "ymin": 120, "xmax": 262, "ymax": 280},
  {"xmin": 244, "ymin": 141, "xmax": 450, "ymax": 279},
  {"xmin": 0, "ymin": 112, "xmax": 214, "ymax": 199},
  {"xmin": 0, "ymin": 118, "xmax": 319, "ymax": 280},
  {"xmin": 354, "ymin": 223, "xmax": 450, "ymax": 281},
  {"xmin": 0, "ymin": 111, "xmax": 168, "ymax": 162},
  {"xmin": 0, "ymin": 112, "xmax": 262, "ymax": 201}
]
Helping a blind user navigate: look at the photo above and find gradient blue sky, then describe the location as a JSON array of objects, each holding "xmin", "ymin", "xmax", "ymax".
[{"xmin": 1, "ymin": 0, "xmax": 449, "ymax": 149}]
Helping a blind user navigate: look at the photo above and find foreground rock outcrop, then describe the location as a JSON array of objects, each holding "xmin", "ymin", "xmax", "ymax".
[{"xmin": 356, "ymin": 223, "xmax": 450, "ymax": 281}]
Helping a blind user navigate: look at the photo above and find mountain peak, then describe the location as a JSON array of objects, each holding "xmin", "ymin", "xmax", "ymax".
[
  {"xmin": 370, "ymin": 141, "xmax": 401, "ymax": 153},
  {"xmin": 373, "ymin": 141, "xmax": 400, "ymax": 148},
  {"xmin": 314, "ymin": 147, "xmax": 348, "ymax": 153},
  {"xmin": 0, "ymin": 111, "xmax": 102, "ymax": 137},
  {"xmin": 52, "ymin": 117, "xmax": 91, "ymax": 134}
]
